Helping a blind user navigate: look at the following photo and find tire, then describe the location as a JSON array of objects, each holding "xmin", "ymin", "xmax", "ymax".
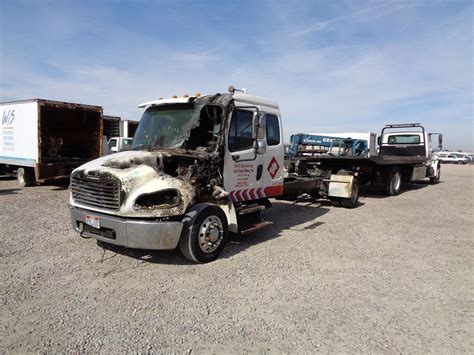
[
  {"xmin": 179, "ymin": 205, "xmax": 228, "ymax": 263},
  {"xmin": 430, "ymin": 165, "xmax": 440, "ymax": 184},
  {"xmin": 384, "ymin": 167, "xmax": 401, "ymax": 196},
  {"xmin": 341, "ymin": 178, "xmax": 359, "ymax": 208},
  {"xmin": 17, "ymin": 167, "xmax": 36, "ymax": 187}
]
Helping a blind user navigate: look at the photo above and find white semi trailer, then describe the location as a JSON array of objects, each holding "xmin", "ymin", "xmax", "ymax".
[{"xmin": 0, "ymin": 99, "xmax": 103, "ymax": 186}]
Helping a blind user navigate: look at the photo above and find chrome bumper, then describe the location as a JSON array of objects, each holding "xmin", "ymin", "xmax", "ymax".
[{"xmin": 70, "ymin": 207, "xmax": 183, "ymax": 250}]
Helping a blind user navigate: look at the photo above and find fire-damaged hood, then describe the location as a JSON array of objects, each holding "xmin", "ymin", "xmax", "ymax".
[{"xmin": 70, "ymin": 150, "xmax": 204, "ymax": 218}]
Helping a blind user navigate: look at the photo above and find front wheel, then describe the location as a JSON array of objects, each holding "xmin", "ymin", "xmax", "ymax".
[{"xmin": 179, "ymin": 205, "xmax": 228, "ymax": 263}]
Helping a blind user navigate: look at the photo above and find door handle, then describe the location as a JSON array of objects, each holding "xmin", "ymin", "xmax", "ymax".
[{"xmin": 256, "ymin": 164, "xmax": 263, "ymax": 180}]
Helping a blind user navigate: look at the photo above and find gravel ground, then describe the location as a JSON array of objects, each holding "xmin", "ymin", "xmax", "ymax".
[{"xmin": 0, "ymin": 164, "xmax": 473, "ymax": 353}]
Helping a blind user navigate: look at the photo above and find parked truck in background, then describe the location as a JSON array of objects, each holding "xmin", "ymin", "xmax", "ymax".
[
  {"xmin": 0, "ymin": 99, "xmax": 103, "ymax": 186},
  {"xmin": 103, "ymin": 115, "xmax": 138, "ymax": 154},
  {"xmin": 69, "ymin": 87, "xmax": 442, "ymax": 263},
  {"xmin": 284, "ymin": 124, "xmax": 442, "ymax": 202},
  {"xmin": 107, "ymin": 137, "xmax": 133, "ymax": 153}
]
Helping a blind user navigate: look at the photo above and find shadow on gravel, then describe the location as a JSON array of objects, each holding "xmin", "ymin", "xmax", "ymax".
[
  {"xmin": 0, "ymin": 188, "xmax": 22, "ymax": 195},
  {"xmin": 47, "ymin": 178, "xmax": 70, "ymax": 190},
  {"xmin": 221, "ymin": 201, "xmax": 330, "ymax": 259},
  {"xmin": 96, "ymin": 241, "xmax": 195, "ymax": 265},
  {"xmin": 94, "ymin": 201, "xmax": 331, "ymax": 265},
  {"xmin": 358, "ymin": 182, "xmax": 431, "ymax": 199}
]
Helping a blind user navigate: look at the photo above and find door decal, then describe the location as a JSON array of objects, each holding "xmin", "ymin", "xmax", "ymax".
[
  {"xmin": 267, "ymin": 156, "xmax": 280, "ymax": 179},
  {"xmin": 230, "ymin": 188, "xmax": 266, "ymax": 202}
]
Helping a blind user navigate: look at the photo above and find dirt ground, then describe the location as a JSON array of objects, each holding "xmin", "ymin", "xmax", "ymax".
[{"xmin": 0, "ymin": 164, "xmax": 472, "ymax": 353}]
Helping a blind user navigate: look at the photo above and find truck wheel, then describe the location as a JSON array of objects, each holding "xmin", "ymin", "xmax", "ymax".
[
  {"xmin": 179, "ymin": 205, "xmax": 228, "ymax": 263},
  {"xmin": 384, "ymin": 168, "xmax": 401, "ymax": 196},
  {"xmin": 341, "ymin": 178, "xmax": 359, "ymax": 208},
  {"xmin": 430, "ymin": 165, "xmax": 440, "ymax": 184},
  {"xmin": 17, "ymin": 167, "xmax": 36, "ymax": 187}
]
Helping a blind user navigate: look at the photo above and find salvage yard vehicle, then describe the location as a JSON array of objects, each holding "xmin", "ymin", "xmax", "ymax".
[
  {"xmin": 107, "ymin": 137, "xmax": 133, "ymax": 153},
  {"xmin": 0, "ymin": 99, "xmax": 103, "ymax": 186},
  {"xmin": 285, "ymin": 124, "xmax": 442, "ymax": 204},
  {"xmin": 435, "ymin": 152, "xmax": 469, "ymax": 164},
  {"xmin": 69, "ymin": 87, "xmax": 441, "ymax": 263}
]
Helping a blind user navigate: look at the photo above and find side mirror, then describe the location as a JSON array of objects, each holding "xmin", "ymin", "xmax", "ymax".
[
  {"xmin": 255, "ymin": 139, "xmax": 266, "ymax": 155},
  {"xmin": 438, "ymin": 135, "xmax": 443, "ymax": 149},
  {"xmin": 377, "ymin": 137, "xmax": 381, "ymax": 145}
]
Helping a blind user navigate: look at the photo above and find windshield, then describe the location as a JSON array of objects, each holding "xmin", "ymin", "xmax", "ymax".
[{"xmin": 131, "ymin": 103, "xmax": 203, "ymax": 150}]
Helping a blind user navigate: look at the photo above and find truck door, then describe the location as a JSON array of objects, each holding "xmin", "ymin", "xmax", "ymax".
[
  {"xmin": 223, "ymin": 108, "xmax": 264, "ymax": 202},
  {"xmin": 260, "ymin": 113, "xmax": 284, "ymax": 198}
]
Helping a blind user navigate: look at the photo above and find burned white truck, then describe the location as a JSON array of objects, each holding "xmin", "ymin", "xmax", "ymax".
[{"xmin": 70, "ymin": 88, "xmax": 299, "ymax": 262}]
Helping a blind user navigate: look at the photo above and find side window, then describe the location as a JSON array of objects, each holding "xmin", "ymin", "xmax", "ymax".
[
  {"xmin": 228, "ymin": 110, "xmax": 254, "ymax": 152},
  {"xmin": 266, "ymin": 114, "xmax": 280, "ymax": 146},
  {"xmin": 108, "ymin": 139, "xmax": 117, "ymax": 149}
]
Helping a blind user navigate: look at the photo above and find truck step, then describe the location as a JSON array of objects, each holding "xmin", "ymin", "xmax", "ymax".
[
  {"xmin": 240, "ymin": 220, "xmax": 273, "ymax": 235},
  {"xmin": 237, "ymin": 204, "xmax": 266, "ymax": 216}
]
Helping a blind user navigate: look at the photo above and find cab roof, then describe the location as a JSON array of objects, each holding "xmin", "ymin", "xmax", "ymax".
[{"xmin": 138, "ymin": 92, "xmax": 279, "ymax": 110}]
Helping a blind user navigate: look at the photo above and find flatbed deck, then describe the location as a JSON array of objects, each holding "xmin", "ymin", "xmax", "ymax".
[{"xmin": 293, "ymin": 154, "xmax": 428, "ymax": 166}]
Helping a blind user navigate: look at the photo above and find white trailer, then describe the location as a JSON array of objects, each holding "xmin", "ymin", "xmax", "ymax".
[
  {"xmin": 121, "ymin": 119, "xmax": 139, "ymax": 138},
  {"xmin": 0, "ymin": 99, "xmax": 103, "ymax": 186},
  {"xmin": 103, "ymin": 116, "xmax": 139, "ymax": 139}
]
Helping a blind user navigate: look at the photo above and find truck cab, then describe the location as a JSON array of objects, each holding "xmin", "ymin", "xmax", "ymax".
[
  {"xmin": 107, "ymin": 137, "xmax": 133, "ymax": 153},
  {"xmin": 378, "ymin": 123, "xmax": 442, "ymax": 159},
  {"xmin": 70, "ymin": 87, "xmax": 284, "ymax": 263}
]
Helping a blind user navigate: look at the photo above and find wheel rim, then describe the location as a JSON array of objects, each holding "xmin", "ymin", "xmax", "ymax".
[
  {"xmin": 198, "ymin": 215, "xmax": 224, "ymax": 254},
  {"xmin": 393, "ymin": 172, "xmax": 401, "ymax": 191},
  {"xmin": 350, "ymin": 182, "xmax": 359, "ymax": 203},
  {"xmin": 18, "ymin": 170, "xmax": 24, "ymax": 184}
]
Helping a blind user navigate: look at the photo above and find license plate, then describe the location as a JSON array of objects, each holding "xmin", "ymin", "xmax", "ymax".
[{"xmin": 85, "ymin": 215, "xmax": 100, "ymax": 229}]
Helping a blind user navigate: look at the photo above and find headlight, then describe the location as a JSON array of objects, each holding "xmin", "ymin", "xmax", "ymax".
[{"xmin": 133, "ymin": 189, "xmax": 181, "ymax": 210}]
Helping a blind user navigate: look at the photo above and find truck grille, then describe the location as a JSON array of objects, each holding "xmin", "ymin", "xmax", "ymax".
[{"xmin": 71, "ymin": 175, "xmax": 121, "ymax": 211}]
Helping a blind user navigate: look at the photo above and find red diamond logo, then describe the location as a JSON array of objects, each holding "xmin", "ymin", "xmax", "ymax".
[{"xmin": 267, "ymin": 157, "xmax": 280, "ymax": 179}]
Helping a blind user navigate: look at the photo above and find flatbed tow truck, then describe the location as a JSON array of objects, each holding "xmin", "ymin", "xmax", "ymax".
[
  {"xmin": 284, "ymin": 123, "xmax": 442, "ymax": 205},
  {"xmin": 69, "ymin": 87, "xmax": 442, "ymax": 262}
]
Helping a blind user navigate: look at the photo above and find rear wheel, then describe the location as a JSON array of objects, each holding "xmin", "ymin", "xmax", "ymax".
[
  {"xmin": 430, "ymin": 165, "xmax": 441, "ymax": 184},
  {"xmin": 384, "ymin": 167, "xmax": 401, "ymax": 196},
  {"xmin": 17, "ymin": 167, "xmax": 36, "ymax": 187},
  {"xmin": 179, "ymin": 205, "xmax": 228, "ymax": 263},
  {"xmin": 341, "ymin": 178, "xmax": 359, "ymax": 208}
]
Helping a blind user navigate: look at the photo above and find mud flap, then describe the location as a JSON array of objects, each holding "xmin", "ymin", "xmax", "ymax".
[{"xmin": 328, "ymin": 175, "xmax": 354, "ymax": 199}]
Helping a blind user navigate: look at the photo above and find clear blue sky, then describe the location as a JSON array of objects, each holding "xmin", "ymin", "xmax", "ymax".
[{"xmin": 1, "ymin": 0, "xmax": 472, "ymax": 150}]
